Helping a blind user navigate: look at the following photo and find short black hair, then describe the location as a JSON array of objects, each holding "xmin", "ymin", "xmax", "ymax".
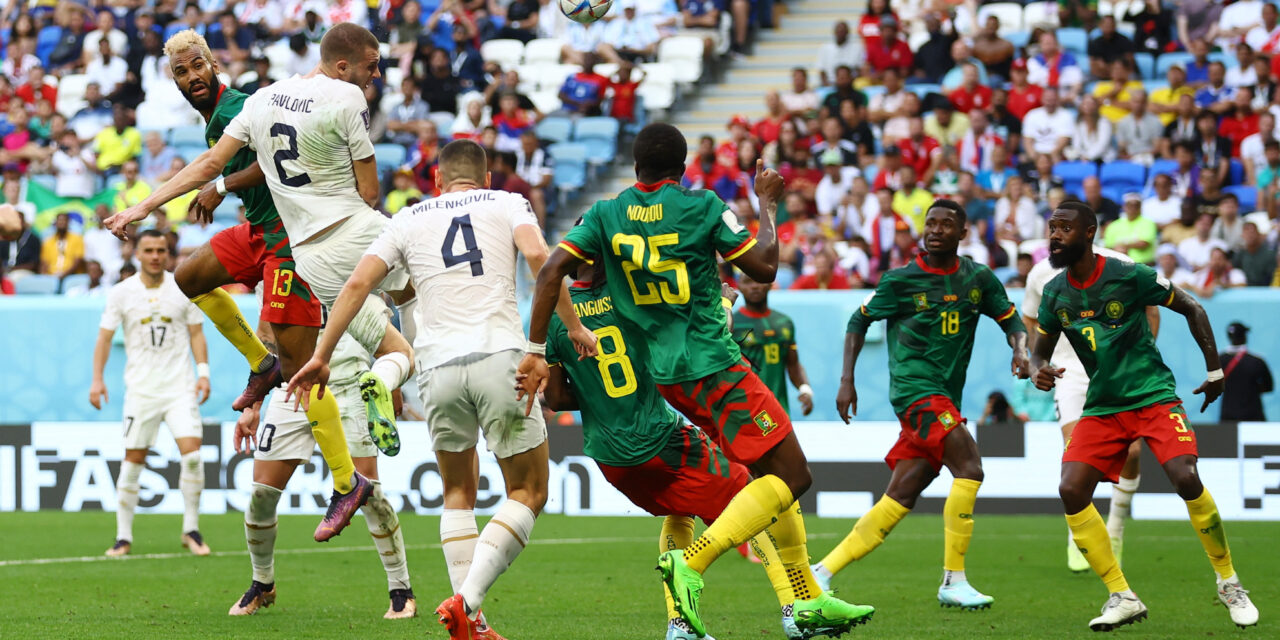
[
  {"xmin": 135, "ymin": 228, "xmax": 169, "ymax": 251},
  {"xmin": 634, "ymin": 123, "xmax": 688, "ymax": 183},
  {"xmin": 1055, "ymin": 200, "xmax": 1097, "ymax": 229},
  {"xmin": 1266, "ymin": 140, "xmax": 1280, "ymax": 152},
  {"xmin": 1175, "ymin": 140, "xmax": 1197, "ymax": 154},
  {"xmin": 1220, "ymin": 192, "xmax": 1239, "ymax": 206},
  {"xmin": 929, "ymin": 198, "xmax": 967, "ymax": 224}
]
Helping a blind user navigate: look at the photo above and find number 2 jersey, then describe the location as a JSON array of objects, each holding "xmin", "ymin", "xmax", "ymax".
[
  {"xmin": 547, "ymin": 281, "xmax": 682, "ymax": 467},
  {"xmin": 849, "ymin": 254, "xmax": 1021, "ymax": 415},
  {"xmin": 731, "ymin": 308, "xmax": 797, "ymax": 413},
  {"xmin": 223, "ymin": 74, "xmax": 376, "ymax": 243},
  {"xmin": 99, "ymin": 273, "xmax": 203, "ymax": 400},
  {"xmin": 366, "ymin": 188, "xmax": 538, "ymax": 370},
  {"xmin": 1036, "ymin": 256, "xmax": 1179, "ymax": 416},
  {"xmin": 559, "ymin": 181, "xmax": 755, "ymax": 385}
]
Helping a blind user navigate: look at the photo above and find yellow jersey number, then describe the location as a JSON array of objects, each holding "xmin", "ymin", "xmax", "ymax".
[
  {"xmin": 595, "ymin": 325, "xmax": 638, "ymax": 398},
  {"xmin": 611, "ymin": 233, "xmax": 690, "ymax": 305},
  {"xmin": 1081, "ymin": 326, "xmax": 1097, "ymax": 351},
  {"xmin": 940, "ymin": 310, "xmax": 960, "ymax": 335},
  {"xmin": 764, "ymin": 343, "xmax": 781, "ymax": 364}
]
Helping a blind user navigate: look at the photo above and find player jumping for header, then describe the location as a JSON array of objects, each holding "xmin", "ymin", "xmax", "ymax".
[{"xmin": 1032, "ymin": 201, "xmax": 1258, "ymax": 631}]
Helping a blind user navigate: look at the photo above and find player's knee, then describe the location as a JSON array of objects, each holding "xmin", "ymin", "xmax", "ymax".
[
  {"xmin": 1058, "ymin": 480, "xmax": 1090, "ymax": 513},
  {"xmin": 956, "ymin": 461, "xmax": 983, "ymax": 482},
  {"xmin": 1167, "ymin": 464, "xmax": 1204, "ymax": 500},
  {"xmin": 781, "ymin": 465, "xmax": 812, "ymax": 499},
  {"xmin": 510, "ymin": 485, "xmax": 548, "ymax": 515}
]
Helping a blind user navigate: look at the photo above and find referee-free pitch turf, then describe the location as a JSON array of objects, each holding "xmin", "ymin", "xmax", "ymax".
[{"xmin": 0, "ymin": 512, "xmax": 1274, "ymax": 639}]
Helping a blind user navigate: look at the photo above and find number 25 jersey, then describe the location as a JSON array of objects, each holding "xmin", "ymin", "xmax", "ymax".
[
  {"xmin": 367, "ymin": 189, "xmax": 539, "ymax": 370},
  {"xmin": 560, "ymin": 181, "xmax": 756, "ymax": 385}
]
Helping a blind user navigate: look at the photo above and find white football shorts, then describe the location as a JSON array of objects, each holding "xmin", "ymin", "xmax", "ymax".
[
  {"xmin": 418, "ymin": 349, "xmax": 547, "ymax": 459},
  {"xmin": 121, "ymin": 392, "xmax": 202, "ymax": 450}
]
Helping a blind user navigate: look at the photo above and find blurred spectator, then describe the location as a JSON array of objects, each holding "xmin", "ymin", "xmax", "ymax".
[
  {"xmin": 558, "ymin": 54, "xmax": 609, "ymax": 116},
  {"xmin": 1022, "ymin": 89, "xmax": 1073, "ymax": 164},
  {"xmin": 940, "ymin": 40, "xmax": 987, "ymax": 92},
  {"xmin": 450, "ymin": 22, "xmax": 486, "ymax": 90},
  {"xmin": 389, "ymin": 78, "xmax": 432, "ymax": 149},
  {"xmin": 409, "ymin": 122, "xmax": 442, "ymax": 193},
  {"xmin": 1094, "ymin": 59, "xmax": 1142, "ymax": 123},
  {"xmin": 1157, "ymin": 243, "xmax": 1197, "ymax": 287},
  {"xmin": 791, "ymin": 250, "xmax": 850, "ymax": 289},
  {"xmin": 86, "ymin": 39, "xmax": 128, "ymax": 98},
  {"xmin": 1241, "ymin": 112, "xmax": 1274, "ymax": 183},
  {"xmin": 1007, "ymin": 252, "xmax": 1035, "ymax": 288},
  {"xmin": 1257, "ymin": 140, "xmax": 1280, "ymax": 205},
  {"xmin": 385, "ymin": 169, "xmax": 424, "ymax": 214},
  {"xmin": 1105, "ymin": 193, "xmax": 1158, "ymax": 264},
  {"xmin": 48, "ymin": 9, "xmax": 89, "ymax": 74},
  {"xmin": 1195, "ymin": 62, "xmax": 1236, "ymax": 113},
  {"xmin": 498, "ymin": 0, "xmax": 541, "ymax": 42},
  {"xmin": 1193, "ymin": 109, "xmax": 1231, "ymax": 185},
  {"xmin": 835, "ymin": 176, "xmax": 876, "ymax": 240},
  {"xmin": 862, "ymin": 187, "xmax": 909, "ymax": 266},
  {"xmin": 978, "ymin": 391, "xmax": 1023, "ymax": 428},
  {"xmin": 975, "ymin": 142, "xmax": 1016, "ymax": 196},
  {"xmin": 93, "ymin": 105, "xmax": 142, "ymax": 175},
  {"xmin": 948, "ymin": 63, "xmax": 992, "ymax": 113},
  {"xmin": 1143, "ymin": 173, "xmax": 1184, "ymax": 227},
  {"xmin": 1210, "ymin": 194, "xmax": 1245, "ymax": 249},
  {"xmin": 16, "ymin": 64, "xmax": 56, "ymax": 110},
  {"xmin": 119, "ymin": 263, "xmax": 138, "ymax": 281},
  {"xmin": 599, "ymin": 0, "xmax": 660, "ymax": 64},
  {"xmin": 820, "ymin": 66, "xmax": 866, "ymax": 118},
  {"xmin": 972, "ymin": 16, "xmax": 1014, "ymax": 80},
  {"xmin": 913, "ymin": 15, "xmax": 955, "ymax": 85},
  {"xmin": 0, "ymin": 213, "xmax": 41, "ymax": 275},
  {"xmin": 838, "ymin": 100, "xmax": 876, "ymax": 161},
  {"xmin": 868, "ymin": 67, "xmax": 908, "ymax": 126},
  {"xmin": 1177, "ymin": 2, "xmax": 1222, "ymax": 49},
  {"xmin": 898, "ymin": 116, "xmax": 941, "ymax": 187},
  {"xmin": 885, "ymin": 218, "xmax": 919, "ymax": 271},
  {"xmin": 3, "ymin": 41, "xmax": 40, "ymax": 86},
  {"xmin": 1125, "ymin": 0, "xmax": 1174, "ymax": 55},
  {"xmin": 208, "ymin": 11, "xmax": 253, "ymax": 79},
  {"xmin": 516, "ymin": 130, "xmax": 553, "ymax": 219},
  {"xmin": 1219, "ymin": 321, "xmax": 1273, "ymax": 421},
  {"xmin": 285, "ymin": 33, "xmax": 321, "ymax": 78},
  {"xmin": 49, "ymin": 130, "xmax": 96, "ymax": 199},
  {"xmin": 816, "ymin": 21, "xmax": 861, "ymax": 86},
  {"xmin": 1227, "ymin": 43, "xmax": 1259, "ymax": 88},
  {"xmin": 1162, "ymin": 99, "xmax": 1199, "ymax": 158},
  {"xmin": 138, "ymin": 131, "xmax": 176, "ymax": 183},
  {"xmin": 176, "ymin": 208, "xmax": 225, "ymax": 256},
  {"xmin": 754, "ymin": 91, "xmax": 789, "ymax": 146},
  {"xmin": 64, "ymin": 260, "xmax": 106, "ymax": 297},
  {"xmin": 1185, "ymin": 39, "xmax": 1212, "ymax": 86},
  {"xmin": 1151, "ymin": 65, "xmax": 1195, "ymax": 126},
  {"xmin": 2, "ymin": 104, "xmax": 41, "ymax": 173},
  {"xmin": 1190, "ymin": 244, "xmax": 1246, "ymax": 297},
  {"xmin": 608, "ymin": 61, "xmax": 643, "ymax": 122},
  {"xmin": 70, "ymin": 85, "xmax": 117, "ymax": 141},
  {"xmin": 1183, "ymin": 170, "xmax": 1225, "ymax": 227},
  {"xmin": 451, "ymin": 93, "xmax": 492, "ymax": 141},
  {"xmin": 780, "ymin": 67, "xmax": 819, "ymax": 119},
  {"xmin": 327, "ymin": 0, "xmax": 370, "ymax": 29},
  {"xmin": 40, "ymin": 212, "xmax": 85, "ymax": 278},
  {"xmin": 867, "ymin": 15, "xmax": 912, "ymax": 81},
  {"xmin": 685, "ymin": 136, "xmax": 739, "ymax": 202},
  {"xmin": 1217, "ymin": 0, "xmax": 1264, "ymax": 51},
  {"xmin": 1116, "ymin": 90, "xmax": 1162, "ymax": 165},
  {"xmin": 1234, "ymin": 215, "xmax": 1276, "ymax": 285},
  {"xmin": 1088, "ymin": 15, "xmax": 1135, "ymax": 80},
  {"xmin": 872, "ymin": 145, "xmax": 905, "ymax": 191},
  {"xmin": 390, "ymin": 1, "xmax": 426, "ymax": 68},
  {"xmin": 484, "ymin": 69, "xmax": 537, "ymax": 114},
  {"xmin": 1068, "ymin": 95, "xmax": 1115, "ymax": 163},
  {"xmin": 859, "ymin": 0, "xmax": 896, "ymax": 52},
  {"xmin": 562, "ymin": 20, "xmax": 606, "ymax": 66},
  {"xmin": 815, "ymin": 150, "xmax": 858, "ymax": 217},
  {"xmin": 924, "ymin": 103, "xmax": 968, "ymax": 148},
  {"xmin": 1248, "ymin": 2, "xmax": 1280, "ymax": 52},
  {"xmin": 422, "ymin": 49, "xmax": 463, "ymax": 114},
  {"xmin": 1027, "ymin": 32, "xmax": 1083, "ymax": 101},
  {"xmin": 113, "ymin": 159, "xmax": 152, "ymax": 214},
  {"xmin": 891, "ymin": 165, "xmax": 933, "ymax": 231},
  {"xmin": 83, "ymin": 205, "xmax": 124, "ymax": 286},
  {"xmin": 1179, "ymin": 213, "xmax": 1219, "ymax": 270},
  {"xmin": 1219, "ymin": 89, "xmax": 1260, "ymax": 157},
  {"xmin": 995, "ymin": 175, "xmax": 1041, "ymax": 244},
  {"xmin": 810, "ymin": 117, "xmax": 857, "ymax": 166},
  {"xmin": 1083, "ymin": 176, "xmax": 1121, "ymax": 225}
]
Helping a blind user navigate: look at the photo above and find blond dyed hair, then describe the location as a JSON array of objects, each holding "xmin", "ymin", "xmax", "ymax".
[{"xmin": 163, "ymin": 30, "xmax": 216, "ymax": 68}]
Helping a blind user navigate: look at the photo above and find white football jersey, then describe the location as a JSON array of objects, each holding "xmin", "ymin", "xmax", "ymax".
[
  {"xmin": 367, "ymin": 189, "xmax": 538, "ymax": 370},
  {"xmin": 224, "ymin": 74, "xmax": 377, "ymax": 242},
  {"xmin": 1023, "ymin": 246, "xmax": 1133, "ymax": 376},
  {"xmin": 99, "ymin": 273, "xmax": 203, "ymax": 399}
]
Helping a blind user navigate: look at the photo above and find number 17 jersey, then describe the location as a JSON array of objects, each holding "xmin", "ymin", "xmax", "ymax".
[{"xmin": 560, "ymin": 181, "xmax": 756, "ymax": 385}]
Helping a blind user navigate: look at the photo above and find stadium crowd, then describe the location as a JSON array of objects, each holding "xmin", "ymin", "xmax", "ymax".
[
  {"xmin": 0, "ymin": 0, "xmax": 771, "ymax": 294},
  {"xmin": 699, "ymin": 0, "xmax": 1280, "ymax": 293}
]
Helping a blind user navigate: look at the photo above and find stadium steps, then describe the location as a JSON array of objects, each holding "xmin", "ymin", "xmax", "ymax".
[{"xmin": 551, "ymin": 0, "xmax": 860, "ymax": 238}]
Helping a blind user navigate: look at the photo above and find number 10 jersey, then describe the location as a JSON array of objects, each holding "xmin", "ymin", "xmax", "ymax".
[{"xmin": 366, "ymin": 189, "xmax": 539, "ymax": 371}]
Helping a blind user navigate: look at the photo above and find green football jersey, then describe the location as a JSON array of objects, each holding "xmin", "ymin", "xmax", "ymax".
[
  {"xmin": 848, "ymin": 254, "xmax": 1020, "ymax": 415},
  {"xmin": 731, "ymin": 308, "xmax": 796, "ymax": 413},
  {"xmin": 1037, "ymin": 256, "xmax": 1179, "ymax": 416},
  {"xmin": 546, "ymin": 281, "xmax": 683, "ymax": 467},
  {"xmin": 560, "ymin": 182, "xmax": 754, "ymax": 385},
  {"xmin": 207, "ymin": 88, "xmax": 278, "ymax": 229}
]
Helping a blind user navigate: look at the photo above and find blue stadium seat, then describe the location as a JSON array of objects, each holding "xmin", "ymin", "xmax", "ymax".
[
  {"xmin": 1102, "ymin": 185, "xmax": 1126, "ymax": 204},
  {"xmin": 1224, "ymin": 185, "xmax": 1258, "ymax": 211},
  {"xmin": 1149, "ymin": 158, "xmax": 1178, "ymax": 178},
  {"xmin": 1141, "ymin": 79, "xmax": 1170, "ymax": 93},
  {"xmin": 1006, "ymin": 30, "xmax": 1031, "ymax": 50},
  {"xmin": 549, "ymin": 142, "xmax": 588, "ymax": 195},
  {"xmin": 59, "ymin": 273, "xmax": 90, "ymax": 294},
  {"xmin": 1156, "ymin": 52, "xmax": 1195, "ymax": 79},
  {"xmin": 1100, "ymin": 161, "xmax": 1146, "ymax": 193},
  {"xmin": 13, "ymin": 275, "xmax": 59, "ymax": 295},
  {"xmin": 908, "ymin": 84, "xmax": 943, "ymax": 99},
  {"xmin": 1058, "ymin": 28, "xmax": 1088, "ymax": 57},
  {"xmin": 1052, "ymin": 161, "xmax": 1098, "ymax": 199},
  {"xmin": 574, "ymin": 117, "xmax": 620, "ymax": 166},
  {"xmin": 373, "ymin": 143, "xmax": 408, "ymax": 171},
  {"xmin": 623, "ymin": 95, "xmax": 647, "ymax": 137},
  {"xmin": 536, "ymin": 117, "xmax": 574, "ymax": 144},
  {"xmin": 174, "ymin": 145, "xmax": 205, "ymax": 163},
  {"xmin": 169, "ymin": 125, "xmax": 207, "ymax": 148},
  {"xmin": 1208, "ymin": 51, "xmax": 1238, "ymax": 69},
  {"xmin": 1134, "ymin": 52, "xmax": 1155, "ymax": 80},
  {"xmin": 1229, "ymin": 158, "xmax": 1244, "ymax": 186}
]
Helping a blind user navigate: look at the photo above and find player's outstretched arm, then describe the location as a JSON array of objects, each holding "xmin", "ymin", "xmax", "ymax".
[
  {"xmin": 287, "ymin": 255, "xmax": 389, "ymax": 408},
  {"xmin": 189, "ymin": 161, "xmax": 266, "ymax": 224},
  {"xmin": 835, "ymin": 331, "xmax": 865, "ymax": 423},
  {"xmin": 1166, "ymin": 286, "xmax": 1225, "ymax": 410},
  {"xmin": 189, "ymin": 323, "xmax": 211, "ymax": 404},
  {"xmin": 106, "ymin": 134, "xmax": 246, "ymax": 238},
  {"xmin": 516, "ymin": 225, "xmax": 597, "ymax": 358},
  {"xmin": 519, "ymin": 246, "xmax": 586, "ymax": 416},
  {"xmin": 89, "ymin": 328, "xmax": 113, "ymax": 410},
  {"xmin": 1030, "ymin": 328, "xmax": 1065, "ymax": 392},
  {"xmin": 729, "ymin": 159, "xmax": 785, "ymax": 282}
]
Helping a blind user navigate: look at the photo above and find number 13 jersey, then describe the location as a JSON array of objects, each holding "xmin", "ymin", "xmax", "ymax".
[
  {"xmin": 560, "ymin": 181, "xmax": 755, "ymax": 385},
  {"xmin": 367, "ymin": 189, "xmax": 538, "ymax": 370},
  {"xmin": 224, "ymin": 74, "xmax": 376, "ymax": 243}
]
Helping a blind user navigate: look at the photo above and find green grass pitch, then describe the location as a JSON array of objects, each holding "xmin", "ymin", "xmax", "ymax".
[{"xmin": 0, "ymin": 512, "xmax": 1273, "ymax": 639}]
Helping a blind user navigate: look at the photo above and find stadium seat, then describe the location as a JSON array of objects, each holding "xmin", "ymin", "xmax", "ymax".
[
  {"xmin": 1053, "ymin": 161, "xmax": 1098, "ymax": 199},
  {"xmin": 977, "ymin": 3, "xmax": 1024, "ymax": 35},
  {"xmin": 537, "ymin": 64, "xmax": 581, "ymax": 92},
  {"xmin": 212, "ymin": 193, "xmax": 242, "ymax": 222},
  {"xmin": 1134, "ymin": 52, "xmax": 1155, "ymax": 80},
  {"xmin": 383, "ymin": 66, "xmax": 405, "ymax": 92},
  {"xmin": 55, "ymin": 74, "xmax": 90, "ymax": 119},
  {"xmin": 593, "ymin": 63, "xmax": 620, "ymax": 80},
  {"xmin": 636, "ymin": 81, "xmax": 676, "ymax": 111},
  {"xmin": 59, "ymin": 273, "xmax": 89, "ymax": 294},
  {"xmin": 373, "ymin": 143, "xmax": 408, "ymax": 183},
  {"xmin": 523, "ymin": 38, "xmax": 564, "ymax": 65},
  {"xmin": 908, "ymin": 84, "xmax": 943, "ymax": 99},
  {"xmin": 1149, "ymin": 158, "xmax": 1177, "ymax": 178},
  {"xmin": 549, "ymin": 142, "xmax": 589, "ymax": 199},
  {"xmin": 1156, "ymin": 52, "xmax": 1195, "ymax": 79},
  {"xmin": 1228, "ymin": 158, "xmax": 1244, "ymax": 186},
  {"xmin": 1208, "ymin": 51, "xmax": 1238, "ymax": 68},
  {"xmin": 623, "ymin": 95, "xmax": 648, "ymax": 137},
  {"xmin": 481, "ymin": 39, "xmax": 525, "ymax": 71},
  {"xmin": 1023, "ymin": 2, "xmax": 1059, "ymax": 29},
  {"xmin": 1100, "ymin": 161, "xmax": 1146, "ymax": 193},
  {"xmin": 429, "ymin": 111, "xmax": 455, "ymax": 136},
  {"xmin": 528, "ymin": 90, "xmax": 563, "ymax": 115},
  {"xmin": 658, "ymin": 36, "xmax": 705, "ymax": 84},
  {"xmin": 1102, "ymin": 185, "xmax": 1126, "ymax": 204},
  {"xmin": 574, "ymin": 117, "xmax": 620, "ymax": 166},
  {"xmin": 1224, "ymin": 185, "xmax": 1258, "ymax": 211},
  {"xmin": 1006, "ymin": 30, "xmax": 1032, "ymax": 50},
  {"xmin": 169, "ymin": 125, "xmax": 207, "ymax": 148},
  {"xmin": 536, "ymin": 117, "xmax": 575, "ymax": 144},
  {"xmin": 1141, "ymin": 79, "xmax": 1170, "ymax": 92},
  {"xmin": 14, "ymin": 275, "xmax": 59, "ymax": 295},
  {"xmin": 174, "ymin": 145, "xmax": 205, "ymax": 163},
  {"xmin": 1058, "ymin": 28, "xmax": 1088, "ymax": 57}
]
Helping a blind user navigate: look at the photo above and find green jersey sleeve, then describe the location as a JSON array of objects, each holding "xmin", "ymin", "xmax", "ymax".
[
  {"xmin": 708, "ymin": 193, "xmax": 756, "ymax": 260},
  {"xmin": 847, "ymin": 274, "xmax": 900, "ymax": 334},
  {"xmin": 546, "ymin": 315, "xmax": 567, "ymax": 366},
  {"xmin": 1037, "ymin": 284, "xmax": 1063, "ymax": 335},
  {"xmin": 1132, "ymin": 263, "xmax": 1177, "ymax": 307},
  {"xmin": 560, "ymin": 204, "xmax": 605, "ymax": 261},
  {"xmin": 977, "ymin": 267, "xmax": 1021, "ymax": 334}
]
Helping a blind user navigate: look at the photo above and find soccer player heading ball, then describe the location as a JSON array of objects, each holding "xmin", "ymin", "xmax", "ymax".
[{"xmin": 1032, "ymin": 201, "xmax": 1259, "ymax": 631}]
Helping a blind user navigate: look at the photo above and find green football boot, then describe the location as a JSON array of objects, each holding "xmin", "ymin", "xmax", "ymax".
[
  {"xmin": 359, "ymin": 371, "xmax": 401, "ymax": 456},
  {"xmin": 792, "ymin": 592, "xmax": 875, "ymax": 637},
  {"xmin": 657, "ymin": 550, "xmax": 706, "ymax": 638}
]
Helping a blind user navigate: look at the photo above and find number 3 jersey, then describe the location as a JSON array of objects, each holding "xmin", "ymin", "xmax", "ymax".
[
  {"xmin": 366, "ymin": 188, "xmax": 537, "ymax": 370},
  {"xmin": 547, "ymin": 281, "xmax": 683, "ymax": 466},
  {"xmin": 98, "ymin": 273, "xmax": 204, "ymax": 399},
  {"xmin": 224, "ymin": 74, "xmax": 376, "ymax": 243},
  {"xmin": 848, "ymin": 254, "xmax": 1020, "ymax": 415},
  {"xmin": 559, "ymin": 181, "xmax": 755, "ymax": 385},
  {"xmin": 1036, "ymin": 256, "xmax": 1180, "ymax": 417}
]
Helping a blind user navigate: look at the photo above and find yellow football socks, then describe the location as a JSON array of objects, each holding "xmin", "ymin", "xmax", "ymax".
[
  {"xmin": 944, "ymin": 478, "xmax": 981, "ymax": 572},
  {"xmin": 306, "ymin": 386, "xmax": 355, "ymax": 493},
  {"xmin": 1066, "ymin": 504, "xmax": 1129, "ymax": 593},
  {"xmin": 820, "ymin": 494, "xmax": 910, "ymax": 574},
  {"xmin": 192, "ymin": 289, "xmax": 272, "ymax": 372},
  {"xmin": 684, "ymin": 475, "xmax": 793, "ymax": 574},
  {"xmin": 660, "ymin": 515, "xmax": 695, "ymax": 620},
  {"xmin": 770, "ymin": 501, "xmax": 824, "ymax": 602},
  {"xmin": 1186, "ymin": 488, "xmax": 1235, "ymax": 580},
  {"xmin": 749, "ymin": 529, "xmax": 794, "ymax": 606}
]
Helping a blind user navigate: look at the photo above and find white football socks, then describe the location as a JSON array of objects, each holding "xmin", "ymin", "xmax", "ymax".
[
  {"xmin": 1107, "ymin": 475, "xmax": 1140, "ymax": 541},
  {"xmin": 245, "ymin": 483, "xmax": 281, "ymax": 584},
  {"xmin": 115, "ymin": 460, "xmax": 143, "ymax": 542},
  {"xmin": 370, "ymin": 352, "xmax": 413, "ymax": 390},
  {"xmin": 179, "ymin": 451, "xmax": 204, "ymax": 533},
  {"xmin": 458, "ymin": 501, "xmax": 537, "ymax": 619},
  {"xmin": 441, "ymin": 509, "xmax": 479, "ymax": 593},
  {"xmin": 361, "ymin": 481, "xmax": 411, "ymax": 591}
]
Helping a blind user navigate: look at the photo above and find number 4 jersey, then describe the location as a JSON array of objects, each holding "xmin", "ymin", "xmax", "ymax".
[
  {"xmin": 366, "ymin": 188, "xmax": 538, "ymax": 370},
  {"xmin": 560, "ymin": 181, "xmax": 755, "ymax": 385}
]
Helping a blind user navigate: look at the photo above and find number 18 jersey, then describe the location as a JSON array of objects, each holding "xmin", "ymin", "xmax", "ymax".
[
  {"xmin": 560, "ymin": 181, "xmax": 755, "ymax": 385},
  {"xmin": 224, "ymin": 74, "xmax": 376, "ymax": 243},
  {"xmin": 366, "ymin": 189, "xmax": 539, "ymax": 370}
]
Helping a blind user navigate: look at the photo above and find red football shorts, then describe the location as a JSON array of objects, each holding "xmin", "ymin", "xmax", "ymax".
[
  {"xmin": 887, "ymin": 394, "xmax": 966, "ymax": 471},
  {"xmin": 210, "ymin": 222, "xmax": 321, "ymax": 327},
  {"xmin": 657, "ymin": 360, "xmax": 793, "ymax": 466},
  {"xmin": 1064, "ymin": 400, "xmax": 1197, "ymax": 483},
  {"xmin": 597, "ymin": 425, "xmax": 750, "ymax": 524}
]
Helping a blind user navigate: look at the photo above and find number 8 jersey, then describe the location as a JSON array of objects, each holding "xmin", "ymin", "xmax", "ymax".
[
  {"xmin": 366, "ymin": 189, "xmax": 538, "ymax": 370},
  {"xmin": 223, "ymin": 75, "xmax": 376, "ymax": 243},
  {"xmin": 559, "ymin": 181, "xmax": 755, "ymax": 384}
]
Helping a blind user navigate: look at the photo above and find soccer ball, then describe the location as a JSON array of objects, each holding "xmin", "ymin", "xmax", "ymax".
[{"xmin": 560, "ymin": 0, "xmax": 613, "ymax": 24}]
